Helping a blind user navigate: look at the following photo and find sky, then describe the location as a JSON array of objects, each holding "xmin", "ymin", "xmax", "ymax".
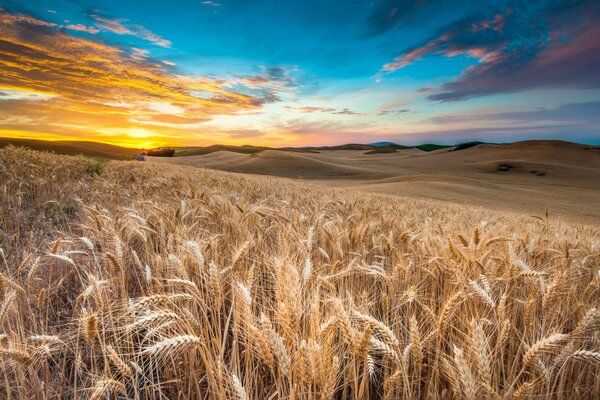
[{"xmin": 0, "ymin": 0, "xmax": 599, "ymax": 148}]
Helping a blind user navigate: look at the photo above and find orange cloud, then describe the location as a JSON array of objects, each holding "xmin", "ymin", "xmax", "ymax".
[{"xmin": 0, "ymin": 11, "xmax": 281, "ymax": 148}]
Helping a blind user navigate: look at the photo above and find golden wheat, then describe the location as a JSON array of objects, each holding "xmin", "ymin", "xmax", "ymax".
[{"xmin": 0, "ymin": 145, "xmax": 598, "ymax": 399}]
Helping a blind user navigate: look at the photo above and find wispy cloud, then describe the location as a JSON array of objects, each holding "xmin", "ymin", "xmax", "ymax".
[
  {"xmin": 334, "ymin": 108, "xmax": 360, "ymax": 115},
  {"xmin": 428, "ymin": 101, "xmax": 600, "ymax": 125},
  {"xmin": 201, "ymin": 1, "xmax": 221, "ymax": 7},
  {"xmin": 284, "ymin": 106, "xmax": 336, "ymax": 113},
  {"xmin": 283, "ymin": 106, "xmax": 360, "ymax": 115},
  {"xmin": 65, "ymin": 24, "xmax": 100, "ymax": 34},
  {"xmin": 89, "ymin": 13, "xmax": 172, "ymax": 47},
  {"xmin": 378, "ymin": 108, "xmax": 410, "ymax": 116},
  {"xmin": 365, "ymin": 0, "xmax": 442, "ymax": 36},
  {"xmin": 229, "ymin": 66, "xmax": 299, "ymax": 96}
]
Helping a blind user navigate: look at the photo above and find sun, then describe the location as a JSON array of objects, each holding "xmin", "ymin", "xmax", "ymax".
[{"xmin": 94, "ymin": 128, "xmax": 178, "ymax": 149}]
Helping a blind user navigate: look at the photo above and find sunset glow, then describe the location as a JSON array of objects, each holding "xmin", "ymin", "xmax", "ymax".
[{"xmin": 1, "ymin": 1, "xmax": 599, "ymax": 147}]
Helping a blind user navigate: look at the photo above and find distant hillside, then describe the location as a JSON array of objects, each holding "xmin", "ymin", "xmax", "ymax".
[
  {"xmin": 150, "ymin": 139, "xmax": 600, "ymax": 225},
  {"xmin": 416, "ymin": 143, "xmax": 452, "ymax": 152},
  {"xmin": 451, "ymin": 141, "xmax": 489, "ymax": 151},
  {"xmin": 0, "ymin": 138, "xmax": 141, "ymax": 159},
  {"xmin": 175, "ymin": 143, "xmax": 416, "ymax": 156},
  {"xmin": 175, "ymin": 145, "xmax": 268, "ymax": 157},
  {"xmin": 363, "ymin": 146, "xmax": 401, "ymax": 154},
  {"xmin": 289, "ymin": 143, "xmax": 412, "ymax": 151},
  {"xmin": 0, "ymin": 137, "xmax": 521, "ymax": 160},
  {"xmin": 173, "ymin": 142, "xmax": 507, "ymax": 157},
  {"xmin": 369, "ymin": 141, "xmax": 400, "ymax": 147}
]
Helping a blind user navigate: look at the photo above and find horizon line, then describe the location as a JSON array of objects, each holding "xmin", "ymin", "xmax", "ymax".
[{"xmin": 2, "ymin": 136, "xmax": 600, "ymax": 151}]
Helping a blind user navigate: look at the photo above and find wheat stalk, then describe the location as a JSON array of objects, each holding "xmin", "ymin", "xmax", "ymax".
[
  {"xmin": 523, "ymin": 334, "xmax": 569, "ymax": 366},
  {"xmin": 89, "ymin": 379, "xmax": 126, "ymax": 400},
  {"xmin": 1, "ymin": 147, "xmax": 599, "ymax": 399},
  {"xmin": 142, "ymin": 335, "xmax": 202, "ymax": 357}
]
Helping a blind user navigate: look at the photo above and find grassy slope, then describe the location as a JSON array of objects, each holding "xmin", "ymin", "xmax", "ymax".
[
  {"xmin": 0, "ymin": 146, "xmax": 599, "ymax": 399},
  {"xmin": 416, "ymin": 143, "xmax": 452, "ymax": 152}
]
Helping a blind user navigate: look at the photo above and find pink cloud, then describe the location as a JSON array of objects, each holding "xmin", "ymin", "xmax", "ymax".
[{"xmin": 383, "ymin": 39, "xmax": 440, "ymax": 71}]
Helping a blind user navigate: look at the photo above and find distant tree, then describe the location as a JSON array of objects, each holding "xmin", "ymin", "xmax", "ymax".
[
  {"xmin": 452, "ymin": 141, "xmax": 485, "ymax": 151},
  {"xmin": 146, "ymin": 148, "xmax": 175, "ymax": 157}
]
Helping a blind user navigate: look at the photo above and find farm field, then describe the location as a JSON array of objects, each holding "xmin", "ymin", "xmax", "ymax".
[
  {"xmin": 152, "ymin": 141, "xmax": 600, "ymax": 226},
  {"xmin": 2, "ymin": 0, "xmax": 600, "ymax": 397},
  {"xmin": 1, "ymin": 145, "xmax": 599, "ymax": 399}
]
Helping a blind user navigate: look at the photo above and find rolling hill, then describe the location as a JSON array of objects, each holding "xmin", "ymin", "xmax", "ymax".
[
  {"xmin": 152, "ymin": 140, "xmax": 600, "ymax": 225},
  {"xmin": 0, "ymin": 137, "xmax": 466, "ymax": 159},
  {"xmin": 0, "ymin": 138, "xmax": 141, "ymax": 159}
]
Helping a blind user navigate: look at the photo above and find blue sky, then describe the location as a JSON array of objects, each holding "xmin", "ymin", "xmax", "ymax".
[{"xmin": 0, "ymin": 0, "xmax": 599, "ymax": 147}]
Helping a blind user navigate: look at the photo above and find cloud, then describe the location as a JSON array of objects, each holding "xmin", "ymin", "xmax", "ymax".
[
  {"xmin": 89, "ymin": 13, "xmax": 172, "ymax": 47},
  {"xmin": 333, "ymin": 108, "xmax": 360, "ymax": 115},
  {"xmin": 0, "ymin": 89, "xmax": 55, "ymax": 101},
  {"xmin": 382, "ymin": 0, "xmax": 600, "ymax": 101},
  {"xmin": 284, "ymin": 106, "xmax": 335, "ymax": 113},
  {"xmin": 225, "ymin": 129, "xmax": 270, "ymax": 140},
  {"xmin": 129, "ymin": 24, "xmax": 172, "ymax": 48},
  {"xmin": 0, "ymin": 11, "xmax": 254, "ymax": 106},
  {"xmin": 428, "ymin": 26, "xmax": 600, "ymax": 102},
  {"xmin": 428, "ymin": 101, "xmax": 600, "ymax": 124},
  {"xmin": 65, "ymin": 24, "xmax": 100, "ymax": 34},
  {"xmin": 0, "ymin": 10, "xmax": 284, "ymax": 147},
  {"xmin": 382, "ymin": 4, "xmax": 517, "ymax": 72},
  {"xmin": 130, "ymin": 47, "xmax": 150, "ymax": 60},
  {"xmin": 365, "ymin": 0, "xmax": 446, "ymax": 36},
  {"xmin": 283, "ymin": 106, "xmax": 360, "ymax": 115},
  {"xmin": 378, "ymin": 108, "xmax": 410, "ymax": 116},
  {"xmin": 201, "ymin": 1, "xmax": 221, "ymax": 6},
  {"xmin": 274, "ymin": 118, "xmax": 376, "ymax": 141},
  {"xmin": 231, "ymin": 66, "xmax": 298, "ymax": 95},
  {"xmin": 221, "ymin": 66, "xmax": 300, "ymax": 107},
  {"xmin": 89, "ymin": 14, "xmax": 131, "ymax": 34}
]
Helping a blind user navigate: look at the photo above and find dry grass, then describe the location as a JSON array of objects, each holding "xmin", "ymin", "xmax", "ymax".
[{"xmin": 0, "ymin": 145, "xmax": 599, "ymax": 399}]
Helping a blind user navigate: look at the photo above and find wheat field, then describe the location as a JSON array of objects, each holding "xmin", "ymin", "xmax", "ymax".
[{"xmin": 0, "ymin": 146, "xmax": 599, "ymax": 399}]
